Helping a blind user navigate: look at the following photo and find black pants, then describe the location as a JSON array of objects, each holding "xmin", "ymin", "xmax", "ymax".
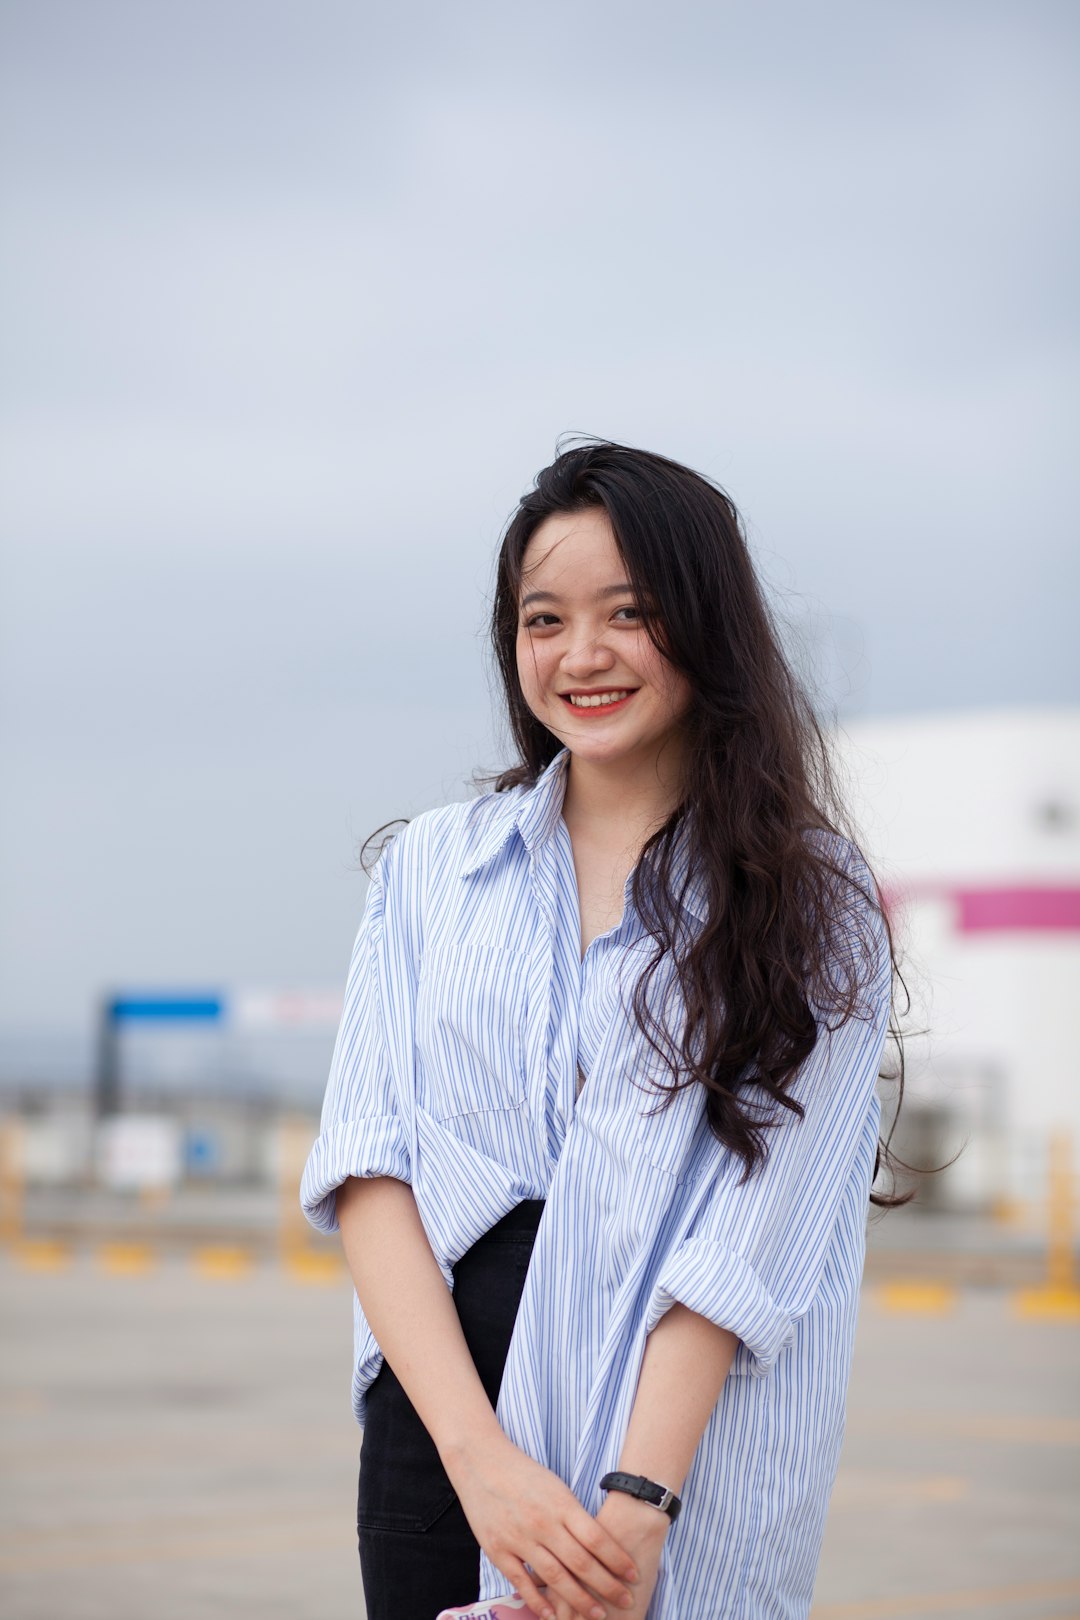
[{"xmin": 357, "ymin": 1199, "xmax": 546, "ymax": 1620}]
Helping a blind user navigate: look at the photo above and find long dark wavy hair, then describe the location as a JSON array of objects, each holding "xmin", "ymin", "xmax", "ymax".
[{"xmin": 473, "ymin": 435, "xmax": 914, "ymax": 1209}]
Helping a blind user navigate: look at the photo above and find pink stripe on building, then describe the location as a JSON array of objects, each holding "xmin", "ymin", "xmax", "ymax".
[{"xmin": 881, "ymin": 881, "xmax": 1080, "ymax": 933}]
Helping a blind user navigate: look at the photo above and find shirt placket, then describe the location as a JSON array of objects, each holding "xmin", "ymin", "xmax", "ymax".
[
  {"xmin": 524, "ymin": 842, "xmax": 576, "ymax": 1171},
  {"xmin": 572, "ymin": 887, "xmax": 649, "ymax": 1126}
]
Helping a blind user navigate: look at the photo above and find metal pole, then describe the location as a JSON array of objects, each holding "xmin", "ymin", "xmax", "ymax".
[
  {"xmin": 0, "ymin": 1118, "xmax": 23, "ymax": 1246},
  {"xmin": 1047, "ymin": 1128, "xmax": 1076, "ymax": 1294},
  {"xmin": 95, "ymin": 997, "xmax": 120, "ymax": 1120}
]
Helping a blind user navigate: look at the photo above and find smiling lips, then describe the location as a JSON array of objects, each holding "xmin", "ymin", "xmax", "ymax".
[{"xmin": 559, "ymin": 688, "xmax": 638, "ymax": 712}]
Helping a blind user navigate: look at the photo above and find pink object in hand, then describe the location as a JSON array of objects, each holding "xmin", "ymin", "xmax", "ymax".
[{"xmin": 434, "ymin": 1598, "xmax": 544, "ymax": 1619}]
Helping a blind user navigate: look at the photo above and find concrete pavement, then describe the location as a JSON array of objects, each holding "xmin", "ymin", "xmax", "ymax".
[{"xmin": 1, "ymin": 1251, "xmax": 1077, "ymax": 1619}]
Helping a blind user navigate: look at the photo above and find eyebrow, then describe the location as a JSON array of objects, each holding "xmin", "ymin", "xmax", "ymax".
[{"xmin": 520, "ymin": 583, "xmax": 636, "ymax": 609}]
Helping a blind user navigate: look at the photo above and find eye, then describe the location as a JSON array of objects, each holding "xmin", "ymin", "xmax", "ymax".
[{"xmin": 521, "ymin": 604, "xmax": 652, "ymax": 629}]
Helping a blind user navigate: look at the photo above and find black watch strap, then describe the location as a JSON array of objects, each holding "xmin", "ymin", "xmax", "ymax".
[{"xmin": 599, "ymin": 1470, "xmax": 682, "ymax": 1522}]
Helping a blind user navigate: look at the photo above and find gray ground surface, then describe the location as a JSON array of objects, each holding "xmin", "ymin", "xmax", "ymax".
[{"xmin": 1, "ymin": 1249, "xmax": 1077, "ymax": 1620}]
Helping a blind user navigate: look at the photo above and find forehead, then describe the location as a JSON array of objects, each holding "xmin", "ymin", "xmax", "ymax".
[{"xmin": 520, "ymin": 508, "xmax": 619, "ymax": 580}]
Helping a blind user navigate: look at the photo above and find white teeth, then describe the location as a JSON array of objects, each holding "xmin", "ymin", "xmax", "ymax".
[{"xmin": 567, "ymin": 690, "xmax": 631, "ymax": 708}]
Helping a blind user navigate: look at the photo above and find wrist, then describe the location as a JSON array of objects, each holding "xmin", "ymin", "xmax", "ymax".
[
  {"xmin": 598, "ymin": 1490, "xmax": 672, "ymax": 1541},
  {"xmin": 602, "ymin": 1468, "xmax": 682, "ymax": 1525},
  {"xmin": 438, "ymin": 1412, "xmax": 510, "ymax": 1477}
]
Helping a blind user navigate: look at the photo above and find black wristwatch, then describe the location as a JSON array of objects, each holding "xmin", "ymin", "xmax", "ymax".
[{"xmin": 599, "ymin": 1471, "xmax": 682, "ymax": 1523}]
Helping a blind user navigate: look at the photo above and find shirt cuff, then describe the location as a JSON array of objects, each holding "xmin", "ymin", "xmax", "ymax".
[
  {"xmin": 299, "ymin": 1114, "xmax": 412, "ymax": 1234},
  {"xmin": 643, "ymin": 1236, "xmax": 795, "ymax": 1377}
]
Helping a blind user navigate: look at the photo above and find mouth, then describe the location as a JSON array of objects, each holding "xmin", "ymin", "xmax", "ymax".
[{"xmin": 558, "ymin": 688, "xmax": 638, "ymax": 715}]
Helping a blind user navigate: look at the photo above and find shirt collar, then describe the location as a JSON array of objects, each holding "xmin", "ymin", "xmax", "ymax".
[{"xmin": 460, "ymin": 745, "xmax": 709, "ymax": 925}]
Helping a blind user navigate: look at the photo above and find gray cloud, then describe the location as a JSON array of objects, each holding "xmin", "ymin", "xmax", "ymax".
[{"xmin": 2, "ymin": 0, "xmax": 1077, "ymax": 1049}]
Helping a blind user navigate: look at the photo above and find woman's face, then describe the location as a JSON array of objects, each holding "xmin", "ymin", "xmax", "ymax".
[{"xmin": 515, "ymin": 507, "xmax": 694, "ymax": 770}]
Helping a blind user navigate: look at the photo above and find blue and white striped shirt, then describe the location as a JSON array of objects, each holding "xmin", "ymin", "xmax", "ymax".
[{"xmin": 301, "ymin": 745, "xmax": 891, "ymax": 1617}]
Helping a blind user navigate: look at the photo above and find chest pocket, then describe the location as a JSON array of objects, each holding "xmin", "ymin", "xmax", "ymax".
[{"xmin": 415, "ymin": 941, "xmax": 531, "ymax": 1120}]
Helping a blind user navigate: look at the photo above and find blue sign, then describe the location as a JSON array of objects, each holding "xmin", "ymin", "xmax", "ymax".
[{"xmin": 108, "ymin": 995, "xmax": 225, "ymax": 1024}]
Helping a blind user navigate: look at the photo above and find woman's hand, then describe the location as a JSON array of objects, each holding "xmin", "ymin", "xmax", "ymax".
[
  {"xmin": 442, "ymin": 1430, "xmax": 642, "ymax": 1620},
  {"xmin": 543, "ymin": 1493, "xmax": 667, "ymax": 1620}
]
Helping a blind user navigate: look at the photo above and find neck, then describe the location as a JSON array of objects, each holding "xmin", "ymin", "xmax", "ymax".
[{"xmin": 560, "ymin": 742, "xmax": 685, "ymax": 845}]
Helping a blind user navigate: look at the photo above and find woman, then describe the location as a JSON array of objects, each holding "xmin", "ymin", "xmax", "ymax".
[{"xmin": 301, "ymin": 438, "xmax": 908, "ymax": 1620}]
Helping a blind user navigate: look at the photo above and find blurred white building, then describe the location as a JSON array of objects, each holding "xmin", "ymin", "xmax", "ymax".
[{"xmin": 834, "ymin": 706, "xmax": 1080, "ymax": 1214}]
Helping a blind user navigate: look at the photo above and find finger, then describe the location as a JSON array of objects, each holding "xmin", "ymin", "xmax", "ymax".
[
  {"xmin": 573, "ymin": 1511, "xmax": 640, "ymax": 1586},
  {"xmin": 557, "ymin": 1518, "xmax": 637, "ymax": 1607},
  {"xmin": 495, "ymin": 1555, "xmax": 556, "ymax": 1620},
  {"xmin": 527, "ymin": 1544, "xmax": 610, "ymax": 1620}
]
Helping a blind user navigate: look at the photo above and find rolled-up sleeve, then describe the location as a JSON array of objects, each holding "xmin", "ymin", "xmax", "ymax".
[
  {"xmin": 300, "ymin": 847, "xmax": 412, "ymax": 1235},
  {"xmin": 643, "ymin": 849, "xmax": 892, "ymax": 1376}
]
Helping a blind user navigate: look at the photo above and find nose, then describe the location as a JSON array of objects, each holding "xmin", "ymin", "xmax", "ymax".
[{"xmin": 561, "ymin": 630, "xmax": 617, "ymax": 679}]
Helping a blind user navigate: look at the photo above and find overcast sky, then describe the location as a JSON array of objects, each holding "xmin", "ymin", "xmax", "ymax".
[{"xmin": 1, "ymin": 0, "xmax": 1077, "ymax": 1062}]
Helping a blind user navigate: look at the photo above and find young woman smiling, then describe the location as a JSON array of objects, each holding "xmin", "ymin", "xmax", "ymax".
[{"xmin": 301, "ymin": 438, "xmax": 909, "ymax": 1620}]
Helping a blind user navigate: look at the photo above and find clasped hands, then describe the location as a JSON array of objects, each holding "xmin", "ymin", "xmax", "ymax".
[{"xmin": 443, "ymin": 1428, "xmax": 669, "ymax": 1620}]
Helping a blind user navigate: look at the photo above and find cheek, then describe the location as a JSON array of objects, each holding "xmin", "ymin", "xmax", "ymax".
[
  {"xmin": 665, "ymin": 669, "xmax": 695, "ymax": 717},
  {"xmin": 515, "ymin": 634, "xmax": 552, "ymax": 702},
  {"xmin": 638, "ymin": 644, "xmax": 692, "ymax": 714}
]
